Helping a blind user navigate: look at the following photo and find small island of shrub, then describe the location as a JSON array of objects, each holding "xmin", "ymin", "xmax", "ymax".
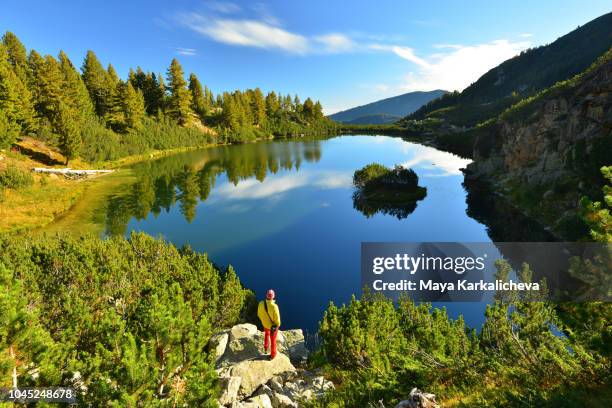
[{"xmin": 352, "ymin": 163, "xmax": 427, "ymax": 219}]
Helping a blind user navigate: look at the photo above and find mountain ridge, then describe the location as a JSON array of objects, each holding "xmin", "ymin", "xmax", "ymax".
[
  {"xmin": 404, "ymin": 11, "xmax": 612, "ymax": 127},
  {"xmin": 329, "ymin": 90, "xmax": 446, "ymax": 124}
]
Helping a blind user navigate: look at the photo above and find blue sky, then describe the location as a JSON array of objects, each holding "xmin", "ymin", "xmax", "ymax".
[{"xmin": 2, "ymin": 1, "xmax": 610, "ymax": 114}]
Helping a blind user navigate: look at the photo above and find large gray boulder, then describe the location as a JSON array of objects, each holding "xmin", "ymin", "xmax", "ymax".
[
  {"xmin": 216, "ymin": 324, "xmax": 308, "ymax": 367},
  {"xmin": 219, "ymin": 325, "xmax": 267, "ymax": 367},
  {"xmin": 277, "ymin": 330, "xmax": 308, "ymax": 362},
  {"xmin": 218, "ymin": 376, "xmax": 242, "ymax": 406},
  {"xmin": 210, "ymin": 331, "xmax": 230, "ymax": 362},
  {"xmin": 227, "ymin": 354, "xmax": 296, "ymax": 397}
]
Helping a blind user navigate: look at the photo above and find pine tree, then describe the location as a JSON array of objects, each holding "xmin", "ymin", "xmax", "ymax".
[
  {"xmin": 26, "ymin": 51, "xmax": 64, "ymax": 132},
  {"xmin": 0, "ymin": 44, "xmax": 34, "ymax": 141},
  {"xmin": 293, "ymin": 95, "xmax": 302, "ymax": 114},
  {"xmin": 131, "ymin": 66, "xmax": 147, "ymax": 90},
  {"xmin": 81, "ymin": 50, "xmax": 111, "ymax": 118},
  {"xmin": 58, "ymin": 50, "xmax": 94, "ymax": 126},
  {"xmin": 56, "ymin": 101, "xmax": 81, "ymax": 165},
  {"xmin": 106, "ymin": 81, "xmax": 126, "ymax": 132},
  {"xmin": 138, "ymin": 72, "xmax": 159, "ymax": 115},
  {"xmin": 156, "ymin": 73, "xmax": 166, "ymax": 114},
  {"xmin": 107, "ymin": 80, "xmax": 145, "ymax": 132},
  {"xmin": 204, "ymin": 86, "xmax": 214, "ymax": 110},
  {"xmin": 282, "ymin": 94, "xmax": 293, "ymax": 112},
  {"xmin": 188, "ymin": 73, "xmax": 206, "ymax": 120},
  {"xmin": 314, "ymin": 100, "xmax": 323, "ymax": 118},
  {"xmin": 0, "ymin": 263, "xmax": 58, "ymax": 388},
  {"xmin": 165, "ymin": 58, "xmax": 192, "ymax": 125},
  {"xmin": 265, "ymin": 91, "xmax": 280, "ymax": 117},
  {"xmin": 27, "ymin": 49, "xmax": 45, "ymax": 107},
  {"xmin": 251, "ymin": 88, "xmax": 266, "ymax": 127},
  {"xmin": 302, "ymin": 97, "xmax": 315, "ymax": 119},
  {"xmin": 122, "ymin": 81, "xmax": 145, "ymax": 131},
  {"xmin": 221, "ymin": 92, "xmax": 239, "ymax": 132},
  {"xmin": 106, "ymin": 64, "xmax": 119, "ymax": 88},
  {"xmin": 215, "ymin": 266, "xmax": 246, "ymax": 327},
  {"xmin": 104, "ymin": 64, "xmax": 121, "ymax": 124},
  {"xmin": 1, "ymin": 32, "xmax": 29, "ymax": 83}
]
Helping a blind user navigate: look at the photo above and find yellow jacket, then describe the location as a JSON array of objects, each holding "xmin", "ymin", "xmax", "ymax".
[{"xmin": 258, "ymin": 300, "xmax": 281, "ymax": 329}]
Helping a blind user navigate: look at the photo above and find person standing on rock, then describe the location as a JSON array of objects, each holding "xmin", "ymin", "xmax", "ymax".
[{"xmin": 257, "ymin": 289, "xmax": 281, "ymax": 360}]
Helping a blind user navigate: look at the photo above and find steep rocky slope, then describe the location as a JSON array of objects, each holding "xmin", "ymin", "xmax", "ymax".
[{"xmin": 465, "ymin": 50, "xmax": 611, "ymax": 239}]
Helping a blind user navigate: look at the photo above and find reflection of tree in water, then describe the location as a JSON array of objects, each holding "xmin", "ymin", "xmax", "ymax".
[
  {"xmin": 104, "ymin": 140, "xmax": 323, "ymax": 236},
  {"xmin": 352, "ymin": 191, "xmax": 422, "ymax": 219},
  {"xmin": 463, "ymin": 179, "xmax": 556, "ymax": 242}
]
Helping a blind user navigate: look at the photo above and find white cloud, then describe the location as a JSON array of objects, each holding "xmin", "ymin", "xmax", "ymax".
[
  {"xmin": 181, "ymin": 13, "xmax": 310, "ymax": 54},
  {"xmin": 400, "ymin": 39, "xmax": 530, "ymax": 92},
  {"xmin": 177, "ymin": 8, "xmax": 529, "ymax": 96},
  {"xmin": 519, "ymin": 33, "xmax": 533, "ymax": 38},
  {"xmin": 211, "ymin": 170, "xmax": 352, "ymax": 202},
  {"xmin": 175, "ymin": 47, "xmax": 197, "ymax": 56},
  {"xmin": 390, "ymin": 46, "xmax": 430, "ymax": 68},
  {"xmin": 313, "ymin": 33, "xmax": 356, "ymax": 53},
  {"xmin": 365, "ymin": 39, "xmax": 530, "ymax": 95},
  {"xmin": 206, "ymin": 1, "xmax": 241, "ymax": 14}
]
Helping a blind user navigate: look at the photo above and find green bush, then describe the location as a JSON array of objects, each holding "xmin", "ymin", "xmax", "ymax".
[
  {"xmin": 353, "ymin": 163, "xmax": 392, "ymax": 189},
  {"xmin": 353, "ymin": 163, "xmax": 419, "ymax": 191},
  {"xmin": 313, "ymin": 261, "xmax": 609, "ymax": 407},
  {"xmin": 0, "ymin": 110, "xmax": 20, "ymax": 149},
  {"xmin": 0, "ymin": 165, "xmax": 34, "ymax": 189},
  {"xmin": 0, "ymin": 232, "xmax": 251, "ymax": 406}
]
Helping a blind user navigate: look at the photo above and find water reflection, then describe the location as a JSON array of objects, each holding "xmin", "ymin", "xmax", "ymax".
[
  {"xmin": 352, "ymin": 189, "xmax": 426, "ymax": 219},
  {"xmin": 463, "ymin": 179, "xmax": 556, "ymax": 242},
  {"xmin": 105, "ymin": 141, "xmax": 324, "ymax": 236},
  {"xmin": 399, "ymin": 142, "xmax": 472, "ymax": 176}
]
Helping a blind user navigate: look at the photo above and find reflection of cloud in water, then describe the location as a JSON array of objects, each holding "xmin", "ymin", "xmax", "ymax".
[
  {"xmin": 212, "ymin": 170, "xmax": 352, "ymax": 202},
  {"xmin": 219, "ymin": 203, "xmax": 252, "ymax": 213},
  {"xmin": 400, "ymin": 143, "xmax": 471, "ymax": 176},
  {"xmin": 314, "ymin": 172, "xmax": 353, "ymax": 188},
  {"xmin": 355, "ymin": 136, "xmax": 470, "ymax": 176}
]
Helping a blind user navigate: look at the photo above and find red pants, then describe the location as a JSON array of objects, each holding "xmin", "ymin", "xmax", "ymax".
[{"xmin": 264, "ymin": 328, "xmax": 279, "ymax": 359}]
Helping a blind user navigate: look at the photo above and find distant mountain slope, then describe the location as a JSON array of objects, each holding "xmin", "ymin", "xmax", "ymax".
[
  {"xmin": 345, "ymin": 113, "xmax": 402, "ymax": 125},
  {"xmin": 329, "ymin": 90, "xmax": 446, "ymax": 123},
  {"xmin": 405, "ymin": 11, "xmax": 612, "ymax": 127}
]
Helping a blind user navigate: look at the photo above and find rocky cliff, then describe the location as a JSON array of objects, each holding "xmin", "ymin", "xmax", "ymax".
[{"xmin": 465, "ymin": 50, "xmax": 612, "ymax": 239}]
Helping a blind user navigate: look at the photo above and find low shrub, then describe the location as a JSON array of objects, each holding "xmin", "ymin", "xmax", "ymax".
[{"xmin": 0, "ymin": 165, "xmax": 34, "ymax": 190}]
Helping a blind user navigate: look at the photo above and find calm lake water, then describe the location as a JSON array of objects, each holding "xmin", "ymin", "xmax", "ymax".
[{"xmin": 64, "ymin": 135, "xmax": 553, "ymax": 332}]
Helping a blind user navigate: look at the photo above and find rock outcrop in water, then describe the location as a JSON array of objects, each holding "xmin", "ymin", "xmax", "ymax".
[
  {"xmin": 465, "ymin": 51, "xmax": 611, "ymax": 239},
  {"xmin": 211, "ymin": 324, "xmax": 333, "ymax": 407}
]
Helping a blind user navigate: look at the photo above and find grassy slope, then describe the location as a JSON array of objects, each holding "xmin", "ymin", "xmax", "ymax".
[
  {"xmin": 0, "ymin": 139, "xmax": 215, "ymax": 234},
  {"xmin": 0, "ymin": 145, "xmax": 86, "ymax": 233}
]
